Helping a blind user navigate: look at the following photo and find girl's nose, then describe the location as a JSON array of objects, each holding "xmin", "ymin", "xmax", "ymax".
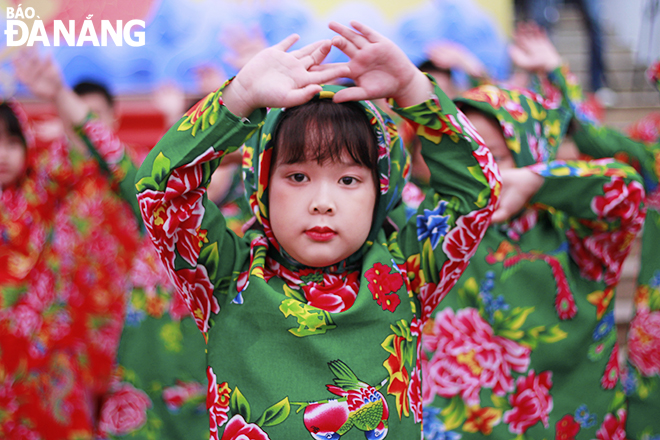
[{"xmin": 309, "ymin": 184, "xmax": 335, "ymax": 214}]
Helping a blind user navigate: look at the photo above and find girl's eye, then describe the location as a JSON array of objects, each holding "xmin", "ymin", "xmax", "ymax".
[
  {"xmin": 340, "ymin": 176, "xmax": 357, "ymax": 185},
  {"xmin": 289, "ymin": 173, "xmax": 307, "ymax": 183}
]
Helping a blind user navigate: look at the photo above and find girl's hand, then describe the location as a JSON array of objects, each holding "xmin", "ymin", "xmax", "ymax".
[
  {"xmin": 14, "ymin": 49, "xmax": 88, "ymax": 126},
  {"xmin": 13, "ymin": 49, "xmax": 65, "ymax": 102},
  {"xmin": 328, "ymin": 21, "xmax": 432, "ymax": 107},
  {"xmin": 222, "ymin": 35, "xmax": 349, "ymax": 118},
  {"xmin": 491, "ymin": 167, "xmax": 544, "ymax": 223},
  {"xmin": 509, "ymin": 21, "xmax": 563, "ymax": 74}
]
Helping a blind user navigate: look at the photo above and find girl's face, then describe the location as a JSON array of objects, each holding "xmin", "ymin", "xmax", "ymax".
[
  {"xmin": 463, "ymin": 109, "xmax": 515, "ymax": 170},
  {"xmin": 269, "ymin": 152, "xmax": 377, "ymax": 268},
  {"xmin": 0, "ymin": 129, "xmax": 26, "ymax": 187}
]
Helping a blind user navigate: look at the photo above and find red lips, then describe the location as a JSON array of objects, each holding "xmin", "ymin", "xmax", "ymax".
[{"xmin": 305, "ymin": 226, "xmax": 336, "ymax": 242}]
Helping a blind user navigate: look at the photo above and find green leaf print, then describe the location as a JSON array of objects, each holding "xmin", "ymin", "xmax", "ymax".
[
  {"xmin": 457, "ymin": 277, "xmax": 480, "ymax": 309},
  {"xmin": 422, "ymin": 239, "xmax": 438, "ymax": 285},
  {"xmin": 608, "ymin": 390, "xmax": 626, "ymax": 413},
  {"xmin": 282, "ymin": 284, "xmax": 306, "ymax": 303},
  {"xmin": 0, "ymin": 285, "xmax": 26, "ymax": 308},
  {"xmin": 200, "ymin": 242, "xmax": 221, "ymax": 280},
  {"xmin": 441, "ymin": 395, "xmax": 467, "ymax": 431},
  {"xmin": 151, "ymin": 152, "xmax": 172, "ymax": 190},
  {"xmin": 279, "ymin": 299, "xmax": 337, "ymax": 337},
  {"xmin": 231, "ymin": 387, "xmax": 251, "ymax": 423},
  {"xmin": 587, "ymin": 330, "xmax": 617, "ymax": 361},
  {"xmin": 255, "ymin": 397, "xmax": 291, "ymax": 427}
]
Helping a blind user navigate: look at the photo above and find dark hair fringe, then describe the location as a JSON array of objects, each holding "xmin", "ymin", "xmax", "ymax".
[
  {"xmin": 0, "ymin": 103, "xmax": 26, "ymax": 147},
  {"xmin": 271, "ymin": 100, "xmax": 379, "ymax": 181}
]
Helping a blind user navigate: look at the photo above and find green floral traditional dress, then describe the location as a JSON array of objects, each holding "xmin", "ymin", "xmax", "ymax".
[
  {"xmin": 421, "ymin": 84, "xmax": 646, "ymax": 439},
  {"xmin": 98, "ymin": 166, "xmax": 252, "ymax": 440},
  {"xmin": 546, "ymin": 61, "xmax": 660, "ymax": 440},
  {"xmin": 135, "ymin": 80, "xmax": 501, "ymax": 440}
]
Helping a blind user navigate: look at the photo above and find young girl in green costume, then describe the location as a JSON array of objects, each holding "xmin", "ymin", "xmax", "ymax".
[
  {"xmin": 135, "ymin": 21, "xmax": 501, "ymax": 440},
  {"xmin": 509, "ymin": 21, "xmax": 660, "ymax": 440},
  {"xmin": 420, "ymin": 30, "xmax": 647, "ymax": 440}
]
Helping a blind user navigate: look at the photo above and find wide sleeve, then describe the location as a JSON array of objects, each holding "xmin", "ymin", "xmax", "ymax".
[
  {"xmin": 548, "ymin": 65, "xmax": 659, "ymax": 185},
  {"xmin": 391, "ymin": 76, "xmax": 502, "ymax": 320},
  {"xmin": 134, "ymin": 85, "xmax": 265, "ymax": 334},
  {"xmin": 73, "ymin": 116, "xmax": 142, "ymax": 225},
  {"xmin": 527, "ymin": 158, "xmax": 646, "ymax": 286}
]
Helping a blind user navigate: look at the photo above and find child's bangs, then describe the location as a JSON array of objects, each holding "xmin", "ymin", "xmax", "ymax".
[
  {"xmin": 272, "ymin": 100, "xmax": 378, "ymax": 171},
  {"xmin": 0, "ymin": 104, "xmax": 26, "ymax": 147}
]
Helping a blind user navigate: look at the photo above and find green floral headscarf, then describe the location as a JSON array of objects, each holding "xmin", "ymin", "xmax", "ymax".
[
  {"xmin": 454, "ymin": 84, "xmax": 572, "ymax": 167},
  {"xmin": 241, "ymin": 85, "xmax": 411, "ymax": 269}
]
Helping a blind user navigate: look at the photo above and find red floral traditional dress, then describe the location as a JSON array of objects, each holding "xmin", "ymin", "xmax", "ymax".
[{"xmin": 0, "ymin": 102, "xmax": 140, "ymax": 440}]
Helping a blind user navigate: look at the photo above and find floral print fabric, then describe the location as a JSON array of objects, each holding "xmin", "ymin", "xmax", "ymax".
[
  {"xmin": 135, "ymin": 79, "xmax": 500, "ymax": 440},
  {"xmin": 0, "ymin": 104, "xmax": 140, "ymax": 440},
  {"xmin": 548, "ymin": 64, "xmax": 660, "ymax": 440},
  {"xmin": 420, "ymin": 83, "xmax": 646, "ymax": 439}
]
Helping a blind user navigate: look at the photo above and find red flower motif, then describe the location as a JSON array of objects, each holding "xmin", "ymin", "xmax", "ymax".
[
  {"xmin": 601, "ymin": 343, "xmax": 620, "ymax": 389},
  {"xmin": 207, "ymin": 367, "xmax": 232, "ymax": 440},
  {"xmin": 596, "ymin": 409, "xmax": 627, "ymax": 440},
  {"xmin": 628, "ymin": 309, "xmax": 660, "ymax": 376},
  {"xmin": 419, "ymin": 259, "xmax": 468, "ymax": 321},
  {"xmin": 443, "ymin": 207, "xmax": 493, "ymax": 262},
  {"xmin": 591, "ymin": 177, "xmax": 644, "ymax": 223},
  {"xmin": 464, "ymin": 406, "xmax": 502, "ymax": 435},
  {"xmin": 365, "ymin": 263, "xmax": 403, "ymax": 312},
  {"xmin": 503, "ymin": 370, "xmax": 553, "ymax": 434},
  {"xmin": 302, "ymin": 272, "xmax": 359, "ymax": 313},
  {"xmin": 174, "ymin": 265, "xmax": 220, "ymax": 333},
  {"xmin": 163, "ymin": 381, "xmax": 205, "ymax": 411},
  {"xmin": 221, "ymin": 415, "xmax": 269, "ymax": 440},
  {"xmin": 83, "ymin": 119, "xmax": 125, "ymax": 166},
  {"xmin": 556, "ymin": 414, "xmax": 581, "ymax": 440},
  {"xmin": 98, "ymin": 383, "xmax": 152, "ymax": 436}
]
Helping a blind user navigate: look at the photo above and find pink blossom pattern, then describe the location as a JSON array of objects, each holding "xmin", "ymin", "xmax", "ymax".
[
  {"xmin": 98, "ymin": 383, "xmax": 152, "ymax": 436},
  {"xmin": 628, "ymin": 309, "xmax": 660, "ymax": 376},
  {"xmin": 424, "ymin": 308, "xmax": 531, "ymax": 405}
]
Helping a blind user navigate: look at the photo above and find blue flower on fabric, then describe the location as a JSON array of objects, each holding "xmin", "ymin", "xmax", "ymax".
[
  {"xmin": 125, "ymin": 305, "xmax": 146, "ymax": 327},
  {"xmin": 417, "ymin": 200, "xmax": 450, "ymax": 249},
  {"xmin": 592, "ymin": 311, "xmax": 614, "ymax": 341},
  {"xmin": 575, "ymin": 405, "xmax": 597, "ymax": 428},
  {"xmin": 479, "ymin": 272, "xmax": 508, "ymax": 322},
  {"xmin": 424, "ymin": 408, "xmax": 462, "ymax": 440},
  {"xmin": 650, "ymin": 270, "xmax": 660, "ymax": 289},
  {"xmin": 622, "ymin": 368, "xmax": 637, "ymax": 396}
]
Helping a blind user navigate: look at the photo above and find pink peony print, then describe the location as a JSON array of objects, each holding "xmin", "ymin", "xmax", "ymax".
[
  {"xmin": 98, "ymin": 383, "xmax": 152, "ymax": 436},
  {"xmin": 628, "ymin": 309, "xmax": 660, "ymax": 376},
  {"xmin": 503, "ymin": 370, "xmax": 553, "ymax": 434},
  {"xmin": 424, "ymin": 308, "xmax": 531, "ymax": 406}
]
